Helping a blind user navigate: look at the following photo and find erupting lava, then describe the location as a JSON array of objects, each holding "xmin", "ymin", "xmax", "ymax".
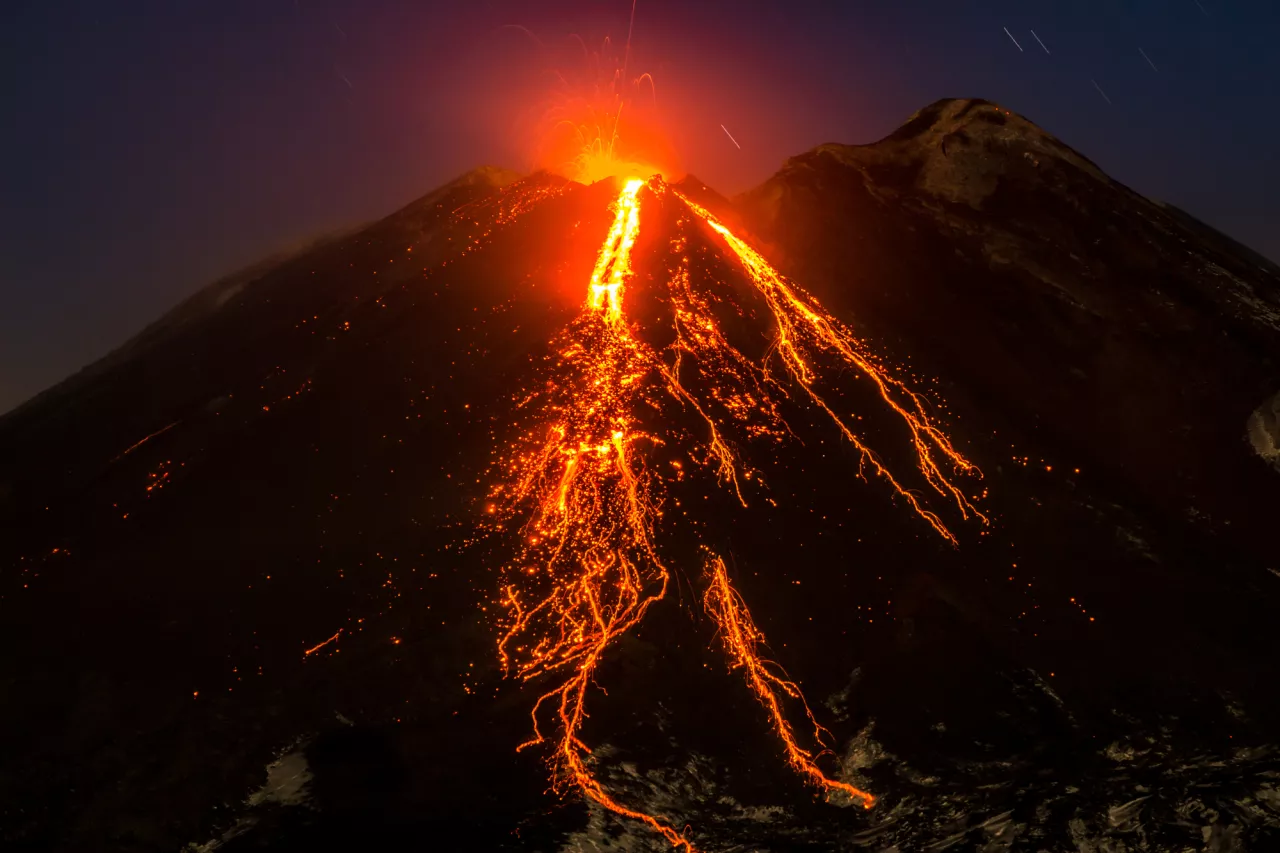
[
  {"xmin": 537, "ymin": 75, "xmax": 674, "ymax": 184},
  {"xmin": 528, "ymin": 15, "xmax": 677, "ymax": 184},
  {"xmin": 483, "ymin": 174, "xmax": 987, "ymax": 849}
]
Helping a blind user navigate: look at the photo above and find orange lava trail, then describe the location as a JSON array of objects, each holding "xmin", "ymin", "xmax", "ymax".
[
  {"xmin": 303, "ymin": 630, "xmax": 342, "ymax": 657},
  {"xmin": 703, "ymin": 553, "xmax": 875, "ymax": 808},
  {"xmin": 588, "ymin": 179, "xmax": 644, "ymax": 320},
  {"xmin": 675, "ymin": 192, "xmax": 986, "ymax": 544},
  {"xmin": 112, "ymin": 421, "xmax": 180, "ymax": 462},
  {"xmin": 493, "ymin": 177, "xmax": 695, "ymax": 850},
  {"xmin": 530, "ymin": 567, "xmax": 694, "ymax": 852}
]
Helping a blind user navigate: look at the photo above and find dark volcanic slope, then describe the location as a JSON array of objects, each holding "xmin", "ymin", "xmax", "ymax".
[
  {"xmin": 737, "ymin": 98, "xmax": 1280, "ymax": 555},
  {"xmin": 3, "ymin": 101, "xmax": 1280, "ymax": 853}
]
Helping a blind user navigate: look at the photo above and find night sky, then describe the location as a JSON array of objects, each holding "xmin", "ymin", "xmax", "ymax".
[{"xmin": 3, "ymin": 0, "xmax": 1277, "ymax": 414}]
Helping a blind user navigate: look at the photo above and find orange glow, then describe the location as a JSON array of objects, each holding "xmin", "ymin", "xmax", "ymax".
[
  {"xmin": 533, "ymin": 40, "xmax": 676, "ymax": 183},
  {"xmin": 704, "ymin": 553, "xmax": 874, "ymax": 808}
]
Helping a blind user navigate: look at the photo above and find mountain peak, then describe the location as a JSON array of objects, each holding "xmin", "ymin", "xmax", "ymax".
[
  {"xmin": 758, "ymin": 98, "xmax": 1111, "ymax": 213},
  {"xmin": 875, "ymin": 98, "xmax": 1101, "ymax": 171}
]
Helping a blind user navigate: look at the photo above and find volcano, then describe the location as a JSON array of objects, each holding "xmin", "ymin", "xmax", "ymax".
[{"xmin": 3, "ymin": 98, "xmax": 1280, "ymax": 852}]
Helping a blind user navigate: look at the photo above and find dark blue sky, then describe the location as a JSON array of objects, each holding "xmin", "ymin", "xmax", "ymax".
[{"xmin": 3, "ymin": 0, "xmax": 1277, "ymax": 413}]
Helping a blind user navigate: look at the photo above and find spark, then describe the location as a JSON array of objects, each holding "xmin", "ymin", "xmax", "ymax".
[
  {"xmin": 1003, "ymin": 27, "xmax": 1024, "ymax": 52},
  {"xmin": 720, "ymin": 124, "xmax": 742, "ymax": 149},
  {"xmin": 622, "ymin": 0, "xmax": 639, "ymax": 79},
  {"xmin": 337, "ymin": 70, "xmax": 353, "ymax": 90},
  {"xmin": 704, "ymin": 554, "xmax": 874, "ymax": 808},
  {"xmin": 1030, "ymin": 30, "xmax": 1050, "ymax": 55},
  {"xmin": 1091, "ymin": 78, "xmax": 1113, "ymax": 105},
  {"xmin": 303, "ymin": 629, "xmax": 342, "ymax": 657},
  {"xmin": 1139, "ymin": 47, "xmax": 1159, "ymax": 72},
  {"xmin": 1193, "ymin": 0, "xmax": 1210, "ymax": 17},
  {"xmin": 145, "ymin": 460, "xmax": 174, "ymax": 494},
  {"xmin": 499, "ymin": 23, "xmax": 547, "ymax": 50}
]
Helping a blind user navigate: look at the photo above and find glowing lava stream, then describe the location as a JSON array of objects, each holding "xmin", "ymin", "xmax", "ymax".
[
  {"xmin": 489, "ymin": 176, "xmax": 985, "ymax": 850},
  {"xmin": 588, "ymin": 178, "xmax": 644, "ymax": 320},
  {"xmin": 496, "ymin": 178, "xmax": 695, "ymax": 849},
  {"xmin": 704, "ymin": 553, "xmax": 874, "ymax": 807},
  {"xmin": 675, "ymin": 191, "xmax": 986, "ymax": 545}
]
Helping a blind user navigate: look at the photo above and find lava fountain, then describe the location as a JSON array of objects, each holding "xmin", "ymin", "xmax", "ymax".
[{"xmin": 529, "ymin": 28, "xmax": 678, "ymax": 184}]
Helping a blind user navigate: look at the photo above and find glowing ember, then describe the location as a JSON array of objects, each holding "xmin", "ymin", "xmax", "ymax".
[{"xmin": 484, "ymin": 174, "xmax": 986, "ymax": 849}]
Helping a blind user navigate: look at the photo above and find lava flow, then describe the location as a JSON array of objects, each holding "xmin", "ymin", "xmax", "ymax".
[
  {"xmin": 493, "ymin": 178, "xmax": 693, "ymax": 848},
  {"xmin": 703, "ymin": 552, "xmax": 875, "ymax": 808},
  {"xmin": 676, "ymin": 192, "xmax": 987, "ymax": 544},
  {"xmin": 484, "ymin": 174, "xmax": 987, "ymax": 850}
]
